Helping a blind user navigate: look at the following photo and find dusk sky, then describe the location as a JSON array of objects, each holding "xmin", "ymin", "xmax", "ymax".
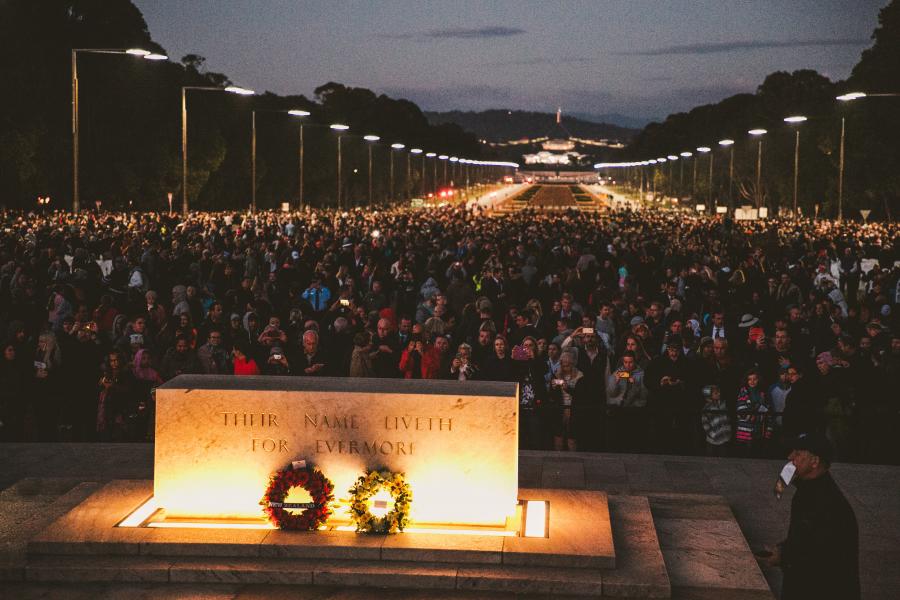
[{"xmin": 134, "ymin": 0, "xmax": 885, "ymax": 123}]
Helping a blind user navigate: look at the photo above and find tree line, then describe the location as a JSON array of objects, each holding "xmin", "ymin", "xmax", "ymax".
[
  {"xmin": 0, "ymin": 0, "xmax": 482, "ymax": 211},
  {"xmin": 625, "ymin": 0, "xmax": 900, "ymax": 220}
]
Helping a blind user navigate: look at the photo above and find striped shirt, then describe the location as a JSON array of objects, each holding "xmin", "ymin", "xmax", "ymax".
[{"xmin": 701, "ymin": 400, "xmax": 732, "ymax": 446}]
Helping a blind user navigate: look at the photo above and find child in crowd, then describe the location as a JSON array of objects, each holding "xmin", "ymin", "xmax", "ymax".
[{"xmin": 700, "ymin": 385, "xmax": 731, "ymax": 456}]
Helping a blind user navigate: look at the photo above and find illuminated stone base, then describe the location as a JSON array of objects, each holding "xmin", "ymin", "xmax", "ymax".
[
  {"xmin": 25, "ymin": 480, "xmax": 620, "ymax": 594},
  {"xmin": 23, "ymin": 480, "xmax": 770, "ymax": 598}
]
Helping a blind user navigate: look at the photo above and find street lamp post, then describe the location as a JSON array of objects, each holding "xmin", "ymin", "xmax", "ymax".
[
  {"xmin": 390, "ymin": 143, "xmax": 404, "ymax": 204},
  {"xmin": 833, "ymin": 92, "xmax": 900, "ymax": 220},
  {"xmin": 691, "ymin": 153, "xmax": 698, "ymax": 200},
  {"xmin": 838, "ymin": 115, "xmax": 846, "ymax": 222},
  {"xmin": 182, "ymin": 85, "xmax": 254, "ymax": 215},
  {"xmin": 439, "ymin": 155, "xmax": 449, "ymax": 189},
  {"xmin": 718, "ymin": 139, "xmax": 735, "ymax": 208},
  {"xmin": 697, "ymin": 147, "xmax": 711, "ymax": 205},
  {"xmin": 410, "ymin": 148, "xmax": 423, "ymax": 198},
  {"xmin": 71, "ymin": 48, "xmax": 167, "ymax": 212},
  {"xmin": 450, "ymin": 156, "xmax": 459, "ymax": 189},
  {"xmin": 784, "ymin": 116, "xmax": 807, "ymax": 215},
  {"xmin": 421, "ymin": 152, "xmax": 428, "ymax": 197},
  {"xmin": 426, "ymin": 153, "xmax": 437, "ymax": 197},
  {"xmin": 748, "ymin": 129, "xmax": 767, "ymax": 209},
  {"xmin": 250, "ymin": 110, "xmax": 256, "ymax": 212},
  {"xmin": 287, "ymin": 110, "xmax": 310, "ymax": 210},
  {"xmin": 254, "ymin": 109, "xmax": 310, "ymax": 212},
  {"xmin": 364, "ymin": 135, "xmax": 380, "ymax": 206},
  {"xmin": 406, "ymin": 150, "xmax": 413, "ymax": 200},
  {"xmin": 330, "ymin": 124, "xmax": 350, "ymax": 209},
  {"xmin": 666, "ymin": 154, "xmax": 678, "ymax": 198},
  {"xmin": 679, "ymin": 152, "xmax": 691, "ymax": 200}
]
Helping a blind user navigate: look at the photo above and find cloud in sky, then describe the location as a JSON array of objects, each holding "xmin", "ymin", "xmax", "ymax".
[
  {"xmin": 621, "ymin": 38, "xmax": 869, "ymax": 56},
  {"xmin": 487, "ymin": 56, "xmax": 593, "ymax": 67},
  {"xmin": 385, "ymin": 26, "xmax": 526, "ymax": 41}
]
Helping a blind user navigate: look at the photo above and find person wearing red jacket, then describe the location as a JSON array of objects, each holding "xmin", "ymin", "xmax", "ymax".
[{"xmin": 232, "ymin": 341, "xmax": 260, "ymax": 376}]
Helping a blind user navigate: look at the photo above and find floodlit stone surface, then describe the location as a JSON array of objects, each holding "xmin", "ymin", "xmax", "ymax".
[
  {"xmin": 381, "ymin": 532, "xmax": 504, "ymax": 564},
  {"xmin": 502, "ymin": 488, "xmax": 615, "ymax": 569},
  {"xmin": 312, "ymin": 560, "xmax": 459, "ymax": 589},
  {"xmin": 260, "ymin": 529, "xmax": 384, "ymax": 560},
  {"xmin": 603, "ymin": 495, "xmax": 670, "ymax": 598},
  {"xmin": 169, "ymin": 557, "xmax": 315, "ymax": 584},
  {"xmin": 155, "ymin": 376, "xmax": 518, "ymax": 525},
  {"xmin": 457, "ymin": 564, "xmax": 603, "ymax": 595},
  {"xmin": 7, "ymin": 447, "xmax": 900, "ymax": 598},
  {"xmin": 27, "ymin": 480, "xmax": 153, "ymax": 556}
]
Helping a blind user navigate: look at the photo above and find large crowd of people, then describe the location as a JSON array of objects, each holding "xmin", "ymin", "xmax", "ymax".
[{"xmin": 0, "ymin": 203, "xmax": 898, "ymax": 463}]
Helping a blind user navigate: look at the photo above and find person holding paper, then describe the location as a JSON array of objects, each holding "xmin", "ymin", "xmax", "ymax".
[{"xmin": 762, "ymin": 433, "xmax": 859, "ymax": 600}]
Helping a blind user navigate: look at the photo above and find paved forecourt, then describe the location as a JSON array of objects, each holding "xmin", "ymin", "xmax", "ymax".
[{"xmin": 11, "ymin": 445, "xmax": 896, "ymax": 598}]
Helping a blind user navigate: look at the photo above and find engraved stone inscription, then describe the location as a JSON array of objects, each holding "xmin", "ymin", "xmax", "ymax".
[{"xmin": 154, "ymin": 377, "xmax": 518, "ymax": 525}]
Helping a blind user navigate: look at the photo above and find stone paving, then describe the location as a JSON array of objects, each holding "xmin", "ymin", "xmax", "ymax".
[{"xmin": 1, "ymin": 443, "xmax": 898, "ymax": 599}]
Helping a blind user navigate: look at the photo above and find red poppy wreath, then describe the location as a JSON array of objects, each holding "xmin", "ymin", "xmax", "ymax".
[{"xmin": 260, "ymin": 461, "xmax": 334, "ymax": 530}]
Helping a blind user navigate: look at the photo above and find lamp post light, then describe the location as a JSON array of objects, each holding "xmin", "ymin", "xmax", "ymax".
[
  {"xmin": 426, "ymin": 152, "xmax": 437, "ymax": 197},
  {"xmin": 653, "ymin": 156, "xmax": 672, "ymax": 199},
  {"xmin": 833, "ymin": 92, "xmax": 900, "ymax": 220},
  {"xmin": 784, "ymin": 116, "xmax": 808, "ymax": 215},
  {"xmin": 718, "ymin": 139, "xmax": 735, "ymax": 208},
  {"xmin": 748, "ymin": 129, "xmax": 767, "ymax": 209},
  {"xmin": 697, "ymin": 147, "xmax": 712, "ymax": 206},
  {"xmin": 287, "ymin": 110, "xmax": 310, "ymax": 210},
  {"xmin": 666, "ymin": 155, "xmax": 678, "ymax": 200},
  {"xmin": 389, "ymin": 143, "xmax": 405, "ymax": 204},
  {"xmin": 679, "ymin": 152, "xmax": 692, "ymax": 200},
  {"xmin": 363, "ymin": 135, "xmax": 380, "ymax": 207},
  {"xmin": 449, "ymin": 156, "xmax": 459, "ymax": 189},
  {"xmin": 462, "ymin": 159, "xmax": 471, "ymax": 197},
  {"xmin": 330, "ymin": 124, "xmax": 350, "ymax": 209},
  {"xmin": 410, "ymin": 148, "xmax": 423, "ymax": 198},
  {"xmin": 438, "ymin": 155, "xmax": 449, "ymax": 190},
  {"xmin": 71, "ymin": 48, "xmax": 168, "ymax": 212},
  {"xmin": 420, "ymin": 151, "xmax": 429, "ymax": 198},
  {"xmin": 182, "ymin": 85, "xmax": 254, "ymax": 215}
]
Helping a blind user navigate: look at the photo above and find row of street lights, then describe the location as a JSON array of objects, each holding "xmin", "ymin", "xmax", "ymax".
[
  {"xmin": 595, "ymin": 91, "xmax": 897, "ymax": 220},
  {"xmin": 596, "ymin": 117, "xmax": 805, "ymax": 214},
  {"xmin": 71, "ymin": 47, "xmax": 518, "ymax": 214}
]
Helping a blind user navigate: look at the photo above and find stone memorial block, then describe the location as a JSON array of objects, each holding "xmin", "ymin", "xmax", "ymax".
[{"xmin": 154, "ymin": 376, "xmax": 519, "ymax": 526}]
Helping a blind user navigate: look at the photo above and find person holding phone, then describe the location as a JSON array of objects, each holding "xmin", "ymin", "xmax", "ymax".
[
  {"xmin": 263, "ymin": 346, "xmax": 291, "ymax": 375},
  {"xmin": 548, "ymin": 350, "xmax": 585, "ymax": 451},
  {"xmin": 606, "ymin": 351, "xmax": 649, "ymax": 451}
]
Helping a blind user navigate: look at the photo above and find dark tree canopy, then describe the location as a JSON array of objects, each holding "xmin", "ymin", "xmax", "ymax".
[
  {"xmin": 0, "ymin": 0, "xmax": 482, "ymax": 210},
  {"xmin": 625, "ymin": 0, "xmax": 900, "ymax": 220}
]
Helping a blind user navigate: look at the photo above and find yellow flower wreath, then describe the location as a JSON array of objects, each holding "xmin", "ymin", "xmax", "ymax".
[{"xmin": 347, "ymin": 469, "xmax": 412, "ymax": 534}]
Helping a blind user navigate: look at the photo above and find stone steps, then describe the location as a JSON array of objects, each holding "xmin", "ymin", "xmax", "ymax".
[
  {"xmin": 16, "ymin": 480, "xmax": 772, "ymax": 599},
  {"xmin": 22, "ymin": 497, "xmax": 661, "ymax": 597},
  {"xmin": 22, "ymin": 480, "xmax": 669, "ymax": 597},
  {"xmin": 645, "ymin": 493, "xmax": 773, "ymax": 600}
]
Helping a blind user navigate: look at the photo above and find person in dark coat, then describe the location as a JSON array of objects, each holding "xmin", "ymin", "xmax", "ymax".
[
  {"xmin": 482, "ymin": 336, "xmax": 517, "ymax": 382},
  {"xmin": 782, "ymin": 364, "xmax": 824, "ymax": 439},
  {"xmin": 764, "ymin": 433, "xmax": 859, "ymax": 600},
  {"xmin": 512, "ymin": 336, "xmax": 548, "ymax": 449},
  {"xmin": 645, "ymin": 340, "xmax": 692, "ymax": 452},
  {"xmin": 574, "ymin": 330, "xmax": 608, "ymax": 451}
]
